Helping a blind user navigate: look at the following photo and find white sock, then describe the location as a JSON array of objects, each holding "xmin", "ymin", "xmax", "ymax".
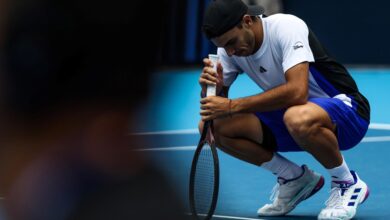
[
  {"xmin": 327, "ymin": 157, "xmax": 354, "ymax": 187},
  {"xmin": 261, "ymin": 153, "xmax": 303, "ymax": 180}
]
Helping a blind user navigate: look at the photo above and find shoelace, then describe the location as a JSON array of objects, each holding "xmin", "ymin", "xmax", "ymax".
[{"xmin": 325, "ymin": 187, "xmax": 346, "ymax": 208}]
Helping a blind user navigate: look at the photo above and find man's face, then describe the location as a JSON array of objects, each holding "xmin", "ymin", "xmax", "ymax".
[{"xmin": 211, "ymin": 22, "xmax": 255, "ymax": 57}]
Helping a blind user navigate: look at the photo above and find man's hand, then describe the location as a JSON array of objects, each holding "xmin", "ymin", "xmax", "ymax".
[
  {"xmin": 199, "ymin": 58, "xmax": 224, "ymax": 97},
  {"xmin": 200, "ymin": 96, "xmax": 231, "ymax": 121}
]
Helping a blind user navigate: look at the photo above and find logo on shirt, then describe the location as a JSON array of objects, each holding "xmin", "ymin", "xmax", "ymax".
[
  {"xmin": 293, "ymin": 41, "xmax": 304, "ymax": 50},
  {"xmin": 259, "ymin": 66, "xmax": 267, "ymax": 73}
]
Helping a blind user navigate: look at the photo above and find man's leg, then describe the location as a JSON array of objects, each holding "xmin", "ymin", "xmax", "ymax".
[
  {"xmin": 283, "ymin": 102, "xmax": 342, "ymax": 169},
  {"xmin": 199, "ymin": 113, "xmax": 324, "ymax": 216},
  {"xmin": 283, "ymin": 102, "xmax": 355, "ymax": 183},
  {"xmin": 199, "ymin": 113, "xmax": 273, "ymax": 165},
  {"xmin": 198, "ymin": 114, "xmax": 307, "ymax": 177},
  {"xmin": 283, "ymin": 101, "xmax": 369, "ymax": 220}
]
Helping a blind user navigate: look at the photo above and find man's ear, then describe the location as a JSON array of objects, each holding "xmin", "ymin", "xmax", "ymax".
[{"xmin": 242, "ymin": 15, "xmax": 253, "ymax": 27}]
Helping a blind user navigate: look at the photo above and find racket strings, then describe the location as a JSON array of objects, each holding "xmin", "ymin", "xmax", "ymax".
[{"xmin": 194, "ymin": 143, "xmax": 216, "ymax": 217}]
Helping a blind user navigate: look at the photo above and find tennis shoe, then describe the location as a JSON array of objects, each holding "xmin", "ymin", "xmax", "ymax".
[
  {"xmin": 318, "ymin": 171, "xmax": 369, "ymax": 220},
  {"xmin": 257, "ymin": 165, "xmax": 324, "ymax": 216}
]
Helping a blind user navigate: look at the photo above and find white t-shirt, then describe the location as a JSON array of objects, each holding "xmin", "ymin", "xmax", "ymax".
[{"xmin": 218, "ymin": 14, "xmax": 329, "ymax": 99}]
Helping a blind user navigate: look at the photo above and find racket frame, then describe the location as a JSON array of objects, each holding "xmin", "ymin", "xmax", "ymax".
[{"xmin": 189, "ymin": 120, "xmax": 220, "ymax": 220}]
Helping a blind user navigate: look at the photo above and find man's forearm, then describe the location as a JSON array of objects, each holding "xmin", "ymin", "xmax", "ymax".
[{"xmin": 230, "ymin": 83, "xmax": 308, "ymax": 113}]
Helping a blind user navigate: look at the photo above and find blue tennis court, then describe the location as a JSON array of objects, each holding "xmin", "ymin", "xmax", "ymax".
[{"xmin": 135, "ymin": 67, "xmax": 390, "ymax": 220}]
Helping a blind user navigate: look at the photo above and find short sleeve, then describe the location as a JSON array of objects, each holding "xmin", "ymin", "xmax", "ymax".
[{"xmin": 275, "ymin": 15, "xmax": 314, "ymax": 72}]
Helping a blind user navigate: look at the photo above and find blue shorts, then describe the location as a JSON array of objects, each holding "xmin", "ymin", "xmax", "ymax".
[{"xmin": 255, "ymin": 97, "xmax": 369, "ymax": 152}]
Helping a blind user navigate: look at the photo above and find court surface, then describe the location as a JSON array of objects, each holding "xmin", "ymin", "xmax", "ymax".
[{"xmin": 135, "ymin": 67, "xmax": 390, "ymax": 220}]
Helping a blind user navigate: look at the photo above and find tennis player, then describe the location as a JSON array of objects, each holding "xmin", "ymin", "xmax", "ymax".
[{"xmin": 198, "ymin": 0, "xmax": 370, "ymax": 219}]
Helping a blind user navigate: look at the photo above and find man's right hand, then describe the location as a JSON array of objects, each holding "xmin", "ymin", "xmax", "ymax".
[{"xmin": 199, "ymin": 58, "xmax": 224, "ymax": 97}]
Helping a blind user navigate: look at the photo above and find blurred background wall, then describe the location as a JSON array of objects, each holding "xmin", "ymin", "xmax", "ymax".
[{"xmin": 159, "ymin": 0, "xmax": 390, "ymax": 67}]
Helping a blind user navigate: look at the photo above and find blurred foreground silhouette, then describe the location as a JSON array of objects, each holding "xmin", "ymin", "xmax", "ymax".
[{"xmin": 0, "ymin": 0, "xmax": 188, "ymax": 219}]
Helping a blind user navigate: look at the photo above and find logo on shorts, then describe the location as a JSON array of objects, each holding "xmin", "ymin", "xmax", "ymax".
[{"xmin": 293, "ymin": 41, "xmax": 304, "ymax": 50}]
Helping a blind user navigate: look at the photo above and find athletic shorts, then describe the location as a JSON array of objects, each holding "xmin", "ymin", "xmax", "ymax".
[{"xmin": 255, "ymin": 97, "xmax": 369, "ymax": 152}]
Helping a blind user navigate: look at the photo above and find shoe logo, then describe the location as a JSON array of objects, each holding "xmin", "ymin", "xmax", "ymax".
[
  {"xmin": 259, "ymin": 66, "xmax": 267, "ymax": 73},
  {"xmin": 293, "ymin": 41, "xmax": 304, "ymax": 50},
  {"xmin": 347, "ymin": 188, "xmax": 362, "ymax": 206},
  {"xmin": 338, "ymin": 183, "xmax": 351, "ymax": 189}
]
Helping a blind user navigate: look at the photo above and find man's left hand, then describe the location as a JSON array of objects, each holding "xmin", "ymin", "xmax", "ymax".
[{"xmin": 200, "ymin": 96, "xmax": 231, "ymax": 121}]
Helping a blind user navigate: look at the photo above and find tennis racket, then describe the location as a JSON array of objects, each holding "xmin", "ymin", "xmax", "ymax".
[{"xmin": 189, "ymin": 54, "xmax": 220, "ymax": 220}]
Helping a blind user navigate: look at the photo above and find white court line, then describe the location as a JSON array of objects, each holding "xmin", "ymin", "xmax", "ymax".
[
  {"xmin": 185, "ymin": 213, "xmax": 265, "ymax": 220},
  {"xmin": 131, "ymin": 129, "xmax": 198, "ymax": 135},
  {"xmin": 369, "ymin": 123, "xmax": 390, "ymax": 130},
  {"xmin": 135, "ymin": 136, "xmax": 390, "ymax": 152},
  {"xmin": 135, "ymin": 146, "xmax": 196, "ymax": 151},
  {"xmin": 361, "ymin": 136, "xmax": 390, "ymax": 142},
  {"xmin": 212, "ymin": 214, "xmax": 266, "ymax": 220},
  {"xmin": 132, "ymin": 123, "xmax": 390, "ymax": 136}
]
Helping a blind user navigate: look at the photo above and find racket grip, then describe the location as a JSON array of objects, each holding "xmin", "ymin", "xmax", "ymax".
[{"xmin": 207, "ymin": 54, "xmax": 219, "ymax": 97}]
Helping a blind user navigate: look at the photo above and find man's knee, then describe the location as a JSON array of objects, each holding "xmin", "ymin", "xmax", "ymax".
[
  {"xmin": 212, "ymin": 118, "xmax": 232, "ymax": 137},
  {"xmin": 283, "ymin": 105, "xmax": 317, "ymax": 139}
]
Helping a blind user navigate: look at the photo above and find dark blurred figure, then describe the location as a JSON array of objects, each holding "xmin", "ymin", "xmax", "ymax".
[{"xmin": 0, "ymin": 0, "xmax": 187, "ymax": 219}]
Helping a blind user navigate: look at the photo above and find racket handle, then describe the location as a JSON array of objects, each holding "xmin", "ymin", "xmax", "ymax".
[{"xmin": 207, "ymin": 54, "xmax": 219, "ymax": 97}]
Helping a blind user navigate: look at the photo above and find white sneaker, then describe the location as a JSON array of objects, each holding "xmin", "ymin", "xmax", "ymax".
[
  {"xmin": 257, "ymin": 165, "xmax": 324, "ymax": 216},
  {"xmin": 318, "ymin": 171, "xmax": 369, "ymax": 220}
]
